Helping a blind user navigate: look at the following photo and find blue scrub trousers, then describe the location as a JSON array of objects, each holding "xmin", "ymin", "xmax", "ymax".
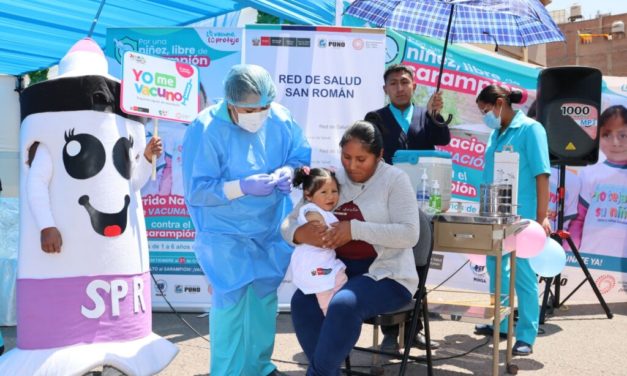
[
  {"xmin": 209, "ymin": 285, "xmax": 278, "ymax": 376},
  {"xmin": 487, "ymin": 255, "xmax": 539, "ymax": 345},
  {"xmin": 290, "ymin": 259, "xmax": 412, "ymax": 376}
]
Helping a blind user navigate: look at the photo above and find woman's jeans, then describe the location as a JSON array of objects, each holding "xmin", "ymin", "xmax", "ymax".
[{"xmin": 290, "ymin": 258, "xmax": 412, "ymax": 376}]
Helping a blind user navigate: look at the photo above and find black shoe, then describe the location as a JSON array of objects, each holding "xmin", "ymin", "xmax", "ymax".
[
  {"xmin": 267, "ymin": 369, "xmax": 291, "ymax": 376},
  {"xmin": 412, "ymin": 331, "xmax": 440, "ymax": 350},
  {"xmin": 512, "ymin": 340, "xmax": 533, "ymax": 356},
  {"xmin": 474, "ymin": 324, "xmax": 508, "ymax": 339},
  {"xmin": 380, "ymin": 333, "xmax": 400, "ymax": 355}
]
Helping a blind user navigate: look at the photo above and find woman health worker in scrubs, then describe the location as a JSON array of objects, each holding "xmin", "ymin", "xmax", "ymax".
[
  {"xmin": 182, "ymin": 64, "xmax": 311, "ymax": 376},
  {"xmin": 474, "ymin": 85, "xmax": 551, "ymax": 356}
]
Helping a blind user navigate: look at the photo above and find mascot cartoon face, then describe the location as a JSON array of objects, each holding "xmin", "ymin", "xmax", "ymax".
[{"xmin": 67, "ymin": 127, "xmax": 133, "ymax": 237}]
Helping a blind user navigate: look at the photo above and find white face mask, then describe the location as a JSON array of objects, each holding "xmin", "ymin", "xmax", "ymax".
[{"xmin": 236, "ymin": 109, "xmax": 269, "ymax": 133}]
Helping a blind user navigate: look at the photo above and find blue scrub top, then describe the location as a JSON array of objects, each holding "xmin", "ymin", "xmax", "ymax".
[
  {"xmin": 182, "ymin": 100, "xmax": 311, "ymax": 236},
  {"xmin": 483, "ymin": 110, "xmax": 551, "ymax": 220}
]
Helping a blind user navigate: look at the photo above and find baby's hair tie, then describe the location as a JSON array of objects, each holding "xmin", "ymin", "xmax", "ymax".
[{"xmin": 302, "ymin": 166, "xmax": 310, "ymax": 175}]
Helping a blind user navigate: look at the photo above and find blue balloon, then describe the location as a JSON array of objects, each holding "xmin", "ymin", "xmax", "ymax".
[{"xmin": 529, "ymin": 238, "xmax": 567, "ymax": 277}]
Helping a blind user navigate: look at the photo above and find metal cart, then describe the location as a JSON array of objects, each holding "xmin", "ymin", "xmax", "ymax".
[{"xmin": 431, "ymin": 212, "xmax": 528, "ymax": 375}]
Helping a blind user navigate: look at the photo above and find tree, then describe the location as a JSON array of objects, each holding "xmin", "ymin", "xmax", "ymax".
[{"xmin": 28, "ymin": 68, "xmax": 49, "ymax": 86}]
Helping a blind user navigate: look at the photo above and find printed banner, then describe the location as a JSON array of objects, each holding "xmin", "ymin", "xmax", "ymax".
[
  {"xmin": 121, "ymin": 51, "xmax": 199, "ymax": 122},
  {"xmin": 389, "ymin": 30, "xmax": 627, "ymax": 302},
  {"xmin": 244, "ymin": 25, "xmax": 386, "ymax": 169},
  {"xmin": 106, "ymin": 28, "xmax": 242, "ymax": 311}
]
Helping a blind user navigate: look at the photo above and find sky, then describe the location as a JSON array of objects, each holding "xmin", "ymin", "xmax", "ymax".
[{"xmin": 546, "ymin": 0, "xmax": 627, "ymax": 19}]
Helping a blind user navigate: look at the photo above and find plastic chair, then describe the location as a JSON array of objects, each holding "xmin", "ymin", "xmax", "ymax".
[{"xmin": 345, "ymin": 209, "xmax": 434, "ymax": 376}]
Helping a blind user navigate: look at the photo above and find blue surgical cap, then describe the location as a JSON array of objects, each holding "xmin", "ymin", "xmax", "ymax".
[{"xmin": 224, "ymin": 64, "xmax": 277, "ymax": 108}]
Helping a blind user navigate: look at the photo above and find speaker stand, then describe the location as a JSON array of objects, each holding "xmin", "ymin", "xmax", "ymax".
[{"xmin": 539, "ymin": 165, "xmax": 613, "ymax": 324}]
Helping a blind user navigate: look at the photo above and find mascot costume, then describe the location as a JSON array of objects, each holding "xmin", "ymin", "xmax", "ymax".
[{"xmin": 0, "ymin": 38, "xmax": 178, "ymax": 375}]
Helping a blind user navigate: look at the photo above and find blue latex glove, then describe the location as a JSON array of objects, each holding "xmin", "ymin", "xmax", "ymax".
[
  {"xmin": 239, "ymin": 174, "xmax": 276, "ymax": 196},
  {"xmin": 272, "ymin": 166, "xmax": 293, "ymax": 194}
]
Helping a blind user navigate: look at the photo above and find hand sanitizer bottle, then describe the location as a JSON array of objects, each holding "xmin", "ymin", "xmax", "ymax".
[
  {"xmin": 429, "ymin": 180, "xmax": 442, "ymax": 213},
  {"xmin": 416, "ymin": 169, "xmax": 430, "ymax": 211}
]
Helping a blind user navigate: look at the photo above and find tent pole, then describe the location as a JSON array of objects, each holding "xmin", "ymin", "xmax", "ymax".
[
  {"xmin": 88, "ymin": 0, "xmax": 107, "ymax": 38},
  {"xmin": 335, "ymin": 0, "xmax": 343, "ymax": 26},
  {"xmin": 14, "ymin": 75, "xmax": 24, "ymax": 93}
]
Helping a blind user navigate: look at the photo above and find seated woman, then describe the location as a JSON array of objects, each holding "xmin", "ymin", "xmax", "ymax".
[{"xmin": 281, "ymin": 120, "xmax": 420, "ymax": 375}]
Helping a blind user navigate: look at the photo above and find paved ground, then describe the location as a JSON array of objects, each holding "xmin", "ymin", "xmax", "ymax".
[{"xmin": 1, "ymin": 301, "xmax": 625, "ymax": 375}]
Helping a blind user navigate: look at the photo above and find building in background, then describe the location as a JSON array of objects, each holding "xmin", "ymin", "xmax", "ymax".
[{"xmin": 547, "ymin": 5, "xmax": 627, "ymax": 76}]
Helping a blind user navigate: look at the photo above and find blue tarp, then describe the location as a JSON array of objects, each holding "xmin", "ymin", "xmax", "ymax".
[
  {"xmin": 0, "ymin": 0, "xmax": 358, "ymax": 76},
  {"xmin": 244, "ymin": 0, "xmax": 366, "ymax": 27},
  {"xmin": 0, "ymin": 0, "xmax": 245, "ymax": 75},
  {"xmin": 242, "ymin": 0, "xmax": 338, "ymax": 25}
]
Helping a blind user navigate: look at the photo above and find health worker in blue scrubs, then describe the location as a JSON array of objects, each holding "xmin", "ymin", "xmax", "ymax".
[
  {"xmin": 475, "ymin": 84, "xmax": 551, "ymax": 357},
  {"xmin": 182, "ymin": 64, "xmax": 311, "ymax": 376}
]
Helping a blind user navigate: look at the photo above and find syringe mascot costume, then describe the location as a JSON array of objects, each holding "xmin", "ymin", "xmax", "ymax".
[{"xmin": 0, "ymin": 38, "xmax": 178, "ymax": 375}]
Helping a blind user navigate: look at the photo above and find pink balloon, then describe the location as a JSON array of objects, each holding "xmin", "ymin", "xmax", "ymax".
[
  {"xmin": 515, "ymin": 220, "xmax": 546, "ymax": 258},
  {"xmin": 466, "ymin": 253, "xmax": 486, "ymax": 266}
]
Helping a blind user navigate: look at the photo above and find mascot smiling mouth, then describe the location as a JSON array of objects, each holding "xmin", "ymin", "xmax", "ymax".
[{"xmin": 78, "ymin": 195, "xmax": 130, "ymax": 237}]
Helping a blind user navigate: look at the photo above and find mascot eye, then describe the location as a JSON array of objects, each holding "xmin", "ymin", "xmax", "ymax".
[
  {"xmin": 113, "ymin": 136, "xmax": 134, "ymax": 180},
  {"xmin": 66, "ymin": 140, "xmax": 81, "ymax": 157},
  {"xmin": 63, "ymin": 129, "xmax": 106, "ymax": 180}
]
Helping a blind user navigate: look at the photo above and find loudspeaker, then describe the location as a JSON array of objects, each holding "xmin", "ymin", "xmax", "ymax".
[{"xmin": 537, "ymin": 66, "xmax": 601, "ymax": 166}]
